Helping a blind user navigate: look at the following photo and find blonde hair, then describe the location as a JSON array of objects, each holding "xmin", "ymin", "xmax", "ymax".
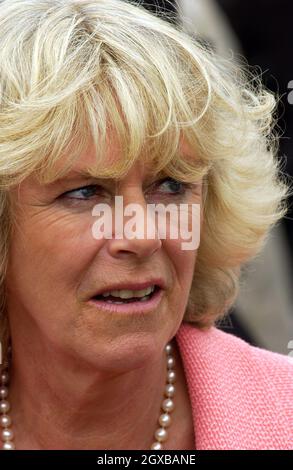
[{"xmin": 0, "ymin": 0, "xmax": 291, "ymax": 361}]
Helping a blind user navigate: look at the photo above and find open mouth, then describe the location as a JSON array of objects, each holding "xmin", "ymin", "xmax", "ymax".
[{"xmin": 92, "ymin": 285, "xmax": 161, "ymax": 304}]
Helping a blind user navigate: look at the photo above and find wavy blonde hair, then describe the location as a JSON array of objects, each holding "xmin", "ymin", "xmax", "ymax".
[{"xmin": 0, "ymin": 0, "xmax": 291, "ymax": 362}]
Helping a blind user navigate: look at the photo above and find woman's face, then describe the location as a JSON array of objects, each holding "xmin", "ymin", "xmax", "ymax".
[{"xmin": 5, "ymin": 140, "xmax": 203, "ymax": 372}]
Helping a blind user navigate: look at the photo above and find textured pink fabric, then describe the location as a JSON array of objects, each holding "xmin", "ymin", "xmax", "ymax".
[{"xmin": 175, "ymin": 322, "xmax": 293, "ymax": 450}]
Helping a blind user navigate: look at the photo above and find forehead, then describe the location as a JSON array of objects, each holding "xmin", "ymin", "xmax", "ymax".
[
  {"xmin": 46, "ymin": 133, "xmax": 198, "ymax": 183},
  {"xmin": 15, "ymin": 143, "xmax": 153, "ymax": 197},
  {"xmin": 71, "ymin": 133, "xmax": 196, "ymax": 169},
  {"xmin": 50, "ymin": 137, "xmax": 156, "ymax": 182},
  {"xmin": 14, "ymin": 131, "xmax": 201, "ymax": 199}
]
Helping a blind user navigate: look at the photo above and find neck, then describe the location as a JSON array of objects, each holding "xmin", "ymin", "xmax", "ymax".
[{"xmin": 8, "ymin": 342, "xmax": 171, "ymax": 450}]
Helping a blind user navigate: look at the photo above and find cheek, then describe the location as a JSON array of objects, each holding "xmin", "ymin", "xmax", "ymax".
[
  {"xmin": 7, "ymin": 209, "xmax": 103, "ymax": 293},
  {"xmin": 164, "ymin": 238, "xmax": 197, "ymax": 284}
]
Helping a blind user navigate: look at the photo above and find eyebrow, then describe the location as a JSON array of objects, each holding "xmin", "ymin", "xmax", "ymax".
[
  {"xmin": 49, "ymin": 168, "xmax": 154, "ymax": 186},
  {"xmin": 47, "ymin": 153, "xmax": 203, "ymax": 188},
  {"xmin": 61, "ymin": 170, "xmax": 102, "ymax": 179},
  {"xmin": 47, "ymin": 171, "xmax": 109, "ymax": 187}
]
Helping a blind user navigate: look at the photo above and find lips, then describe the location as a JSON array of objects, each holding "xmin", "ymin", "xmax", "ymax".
[
  {"xmin": 87, "ymin": 283, "xmax": 164, "ymax": 314},
  {"xmin": 90, "ymin": 279, "xmax": 166, "ymax": 299},
  {"xmin": 86, "ymin": 278, "xmax": 166, "ymax": 313},
  {"xmin": 93, "ymin": 285, "xmax": 160, "ymax": 303}
]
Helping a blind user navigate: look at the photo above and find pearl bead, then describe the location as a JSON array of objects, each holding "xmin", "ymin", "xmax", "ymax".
[
  {"xmin": 0, "ymin": 372, "xmax": 9, "ymax": 385},
  {"xmin": 162, "ymin": 398, "xmax": 175, "ymax": 413},
  {"xmin": 2, "ymin": 361, "xmax": 9, "ymax": 370},
  {"xmin": 0, "ymin": 387, "xmax": 8, "ymax": 399},
  {"xmin": 2, "ymin": 428, "xmax": 14, "ymax": 441},
  {"xmin": 0, "ymin": 401, "xmax": 10, "ymax": 414},
  {"xmin": 159, "ymin": 413, "xmax": 171, "ymax": 427},
  {"xmin": 166, "ymin": 356, "xmax": 175, "ymax": 369},
  {"xmin": 165, "ymin": 383, "xmax": 175, "ymax": 397},
  {"xmin": 0, "ymin": 340, "xmax": 177, "ymax": 450},
  {"xmin": 150, "ymin": 441, "xmax": 162, "ymax": 450},
  {"xmin": 0, "ymin": 415, "xmax": 11, "ymax": 428},
  {"xmin": 167, "ymin": 370, "xmax": 176, "ymax": 383},
  {"xmin": 2, "ymin": 441, "xmax": 15, "ymax": 450},
  {"xmin": 155, "ymin": 427, "xmax": 168, "ymax": 442},
  {"xmin": 165, "ymin": 343, "xmax": 173, "ymax": 354}
]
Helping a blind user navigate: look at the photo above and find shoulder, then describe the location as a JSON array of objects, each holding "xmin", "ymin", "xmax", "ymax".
[
  {"xmin": 175, "ymin": 322, "xmax": 293, "ymax": 449},
  {"xmin": 177, "ymin": 321, "xmax": 293, "ymax": 375}
]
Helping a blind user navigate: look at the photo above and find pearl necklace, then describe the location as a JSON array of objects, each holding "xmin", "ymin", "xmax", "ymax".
[{"xmin": 0, "ymin": 342, "xmax": 176, "ymax": 450}]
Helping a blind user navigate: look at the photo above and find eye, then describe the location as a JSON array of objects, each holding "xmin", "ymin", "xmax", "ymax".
[
  {"xmin": 154, "ymin": 177, "xmax": 191, "ymax": 195},
  {"xmin": 60, "ymin": 185, "xmax": 104, "ymax": 201}
]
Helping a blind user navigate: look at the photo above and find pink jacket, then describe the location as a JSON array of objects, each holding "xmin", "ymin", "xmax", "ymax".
[{"xmin": 175, "ymin": 322, "xmax": 293, "ymax": 450}]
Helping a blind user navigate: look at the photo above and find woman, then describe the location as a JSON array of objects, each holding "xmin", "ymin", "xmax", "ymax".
[{"xmin": 0, "ymin": 0, "xmax": 292, "ymax": 450}]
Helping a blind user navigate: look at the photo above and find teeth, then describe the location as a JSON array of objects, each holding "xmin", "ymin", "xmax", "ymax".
[{"xmin": 101, "ymin": 285, "xmax": 155, "ymax": 299}]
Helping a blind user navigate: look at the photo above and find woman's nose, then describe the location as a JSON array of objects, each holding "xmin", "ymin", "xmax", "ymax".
[{"xmin": 105, "ymin": 191, "xmax": 162, "ymax": 259}]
